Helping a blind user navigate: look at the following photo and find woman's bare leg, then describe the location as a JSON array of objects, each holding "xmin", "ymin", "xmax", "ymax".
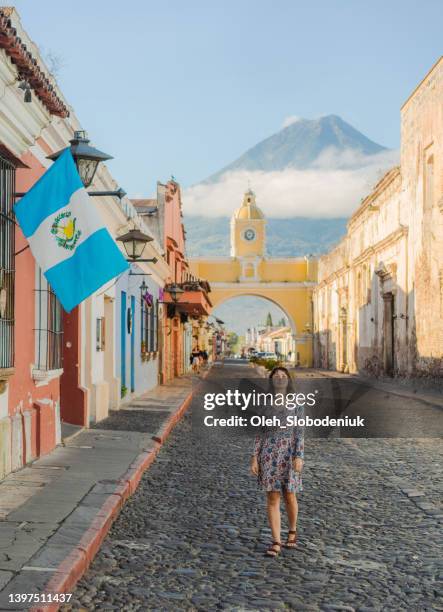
[
  {"xmin": 266, "ymin": 491, "xmax": 281, "ymax": 545},
  {"xmin": 283, "ymin": 491, "xmax": 298, "ymax": 531},
  {"xmin": 283, "ymin": 491, "xmax": 298, "ymax": 546}
]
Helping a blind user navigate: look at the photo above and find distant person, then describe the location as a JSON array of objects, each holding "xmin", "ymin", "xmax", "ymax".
[{"xmin": 191, "ymin": 347, "xmax": 201, "ymax": 374}]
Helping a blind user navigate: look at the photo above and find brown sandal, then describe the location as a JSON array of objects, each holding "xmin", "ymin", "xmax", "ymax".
[
  {"xmin": 285, "ymin": 530, "xmax": 297, "ymax": 548},
  {"xmin": 265, "ymin": 541, "xmax": 282, "ymax": 557}
]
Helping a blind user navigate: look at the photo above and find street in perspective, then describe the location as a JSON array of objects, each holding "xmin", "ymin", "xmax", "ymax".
[
  {"xmin": 0, "ymin": 3, "xmax": 442, "ymax": 611},
  {"xmin": 62, "ymin": 360, "xmax": 442, "ymax": 610}
]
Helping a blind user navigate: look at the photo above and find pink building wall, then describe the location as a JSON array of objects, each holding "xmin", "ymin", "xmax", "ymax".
[{"xmin": 7, "ymin": 145, "xmax": 61, "ymax": 468}]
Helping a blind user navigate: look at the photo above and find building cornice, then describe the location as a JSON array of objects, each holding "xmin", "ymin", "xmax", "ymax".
[
  {"xmin": 0, "ymin": 8, "xmax": 69, "ymax": 117},
  {"xmin": 210, "ymin": 281, "xmax": 317, "ymax": 289},
  {"xmin": 348, "ymin": 166, "xmax": 401, "ymax": 228},
  {"xmin": 401, "ymin": 55, "xmax": 443, "ymax": 111},
  {"xmin": 190, "ymin": 256, "xmax": 236, "ymax": 263},
  {"xmin": 190, "ymin": 255, "xmax": 311, "ymax": 264},
  {"xmin": 352, "ymin": 225, "xmax": 408, "ymax": 267},
  {"xmin": 262, "ymin": 257, "xmax": 312, "ymax": 263},
  {"xmin": 315, "ymin": 225, "xmax": 408, "ymax": 290}
]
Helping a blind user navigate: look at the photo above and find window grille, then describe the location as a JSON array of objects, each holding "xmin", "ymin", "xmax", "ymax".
[
  {"xmin": 141, "ymin": 296, "xmax": 158, "ymax": 353},
  {"xmin": 96, "ymin": 317, "xmax": 105, "ymax": 351},
  {"xmin": 35, "ymin": 268, "xmax": 63, "ymax": 370},
  {"xmin": 0, "ymin": 155, "xmax": 15, "ymax": 370}
]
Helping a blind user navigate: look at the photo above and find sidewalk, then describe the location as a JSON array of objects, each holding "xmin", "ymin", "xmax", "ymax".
[
  {"xmin": 311, "ymin": 368, "xmax": 443, "ymax": 409},
  {"xmin": 0, "ymin": 373, "xmax": 200, "ymax": 611}
]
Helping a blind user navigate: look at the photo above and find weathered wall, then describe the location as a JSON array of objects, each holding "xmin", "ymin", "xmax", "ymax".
[
  {"xmin": 401, "ymin": 58, "xmax": 443, "ymax": 374},
  {"xmin": 313, "ymin": 58, "xmax": 443, "ymax": 379}
]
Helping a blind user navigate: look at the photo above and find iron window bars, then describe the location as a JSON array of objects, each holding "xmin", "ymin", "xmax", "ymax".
[
  {"xmin": 0, "ymin": 155, "xmax": 15, "ymax": 370},
  {"xmin": 35, "ymin": 267, "xmax": 63, "ymax": 371},
  {"xmin": 141, "ymin": 297, "xmax": 159, "ymax": 353}
]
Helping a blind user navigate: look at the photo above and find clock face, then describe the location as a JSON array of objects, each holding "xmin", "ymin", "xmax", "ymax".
[{"xmin": 244, "ymin": 228, "xmax": 256, "ymax": 241}]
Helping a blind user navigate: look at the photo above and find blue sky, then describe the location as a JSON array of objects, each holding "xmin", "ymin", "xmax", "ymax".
[{"xmin": 12, "ymin": 0, "xmax": 443, "ymax": 198}]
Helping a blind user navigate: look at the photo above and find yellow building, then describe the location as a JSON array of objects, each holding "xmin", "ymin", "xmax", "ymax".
[{"xmin": 190, "ymin": 190, "xmax": 317, "ymax": 366}]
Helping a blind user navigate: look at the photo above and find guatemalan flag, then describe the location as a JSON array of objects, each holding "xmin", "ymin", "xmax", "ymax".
[{"xmin": 14, "ymin": 148, "xmax": 129, "ymax": 312}]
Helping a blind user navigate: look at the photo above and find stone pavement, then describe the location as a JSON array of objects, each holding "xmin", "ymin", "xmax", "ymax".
[
  {"xmin": 309, "ymin": 368, "xmax": 443, "ymax": 410},
  {"xmin": 0, "ymin": 375, "xmax": 194, "ymax": 611},
  {"xmin": 63, "ymin": 361, "xmax": 442, "ymax": 611}
]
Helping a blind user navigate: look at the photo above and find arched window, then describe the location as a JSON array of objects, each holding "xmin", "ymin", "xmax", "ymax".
[
  {"xmin": 367, "ymin": 265, "xmax": 372, "ymax": 303},
  {"xmin": 242, "ymin": 262, "xmax": 255, "ymax": 278},
  {"xmin": 356, "ymin": 270, "xmax": 362, "ymax": 307},
  {"xmin": 246, "ymin": 263, "xmax": 254, "ymax": 277},
  {"xmin": 362, "ymin": 265, "xmax": 367, "ymax": 305},
  {"xmin": 424, "ymin": 152, "xmax": 434, "ymax": 210}
]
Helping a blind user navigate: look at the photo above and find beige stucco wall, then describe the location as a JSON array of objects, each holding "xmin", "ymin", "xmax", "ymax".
[
  {"xmin": 401, "ymin": 58, "xmax": 443, "ymax": 367},
  {"xmin": 313, "ymin": 57, "xmax": 443, "ymax": 378}
]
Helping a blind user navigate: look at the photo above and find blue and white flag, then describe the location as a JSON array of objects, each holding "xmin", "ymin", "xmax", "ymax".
[{"xmin": 14, "ymin": 148, "xmax": 128, "ymax": 312}]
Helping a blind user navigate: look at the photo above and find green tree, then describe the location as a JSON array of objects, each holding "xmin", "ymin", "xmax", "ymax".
[
  {"xmin": 226, "ymin": 332, "xmax": 239, "ymax": 354},
  {"xmin": 265, "ymin": 312, "xmax": 273, "ymax": 327}
]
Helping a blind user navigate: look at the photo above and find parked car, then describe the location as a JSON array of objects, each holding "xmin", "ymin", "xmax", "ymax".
[{"xmin": 261, "ymin": 352, "xmax": 279, "ymax": 360}]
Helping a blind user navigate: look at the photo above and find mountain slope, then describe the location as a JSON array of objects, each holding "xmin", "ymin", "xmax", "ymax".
[
  {"xmin": 204, "ymin": 115, "xmax": 387, "ymax": 183},
  {"xmin": 184, "ymin": 115, "xmax": 392, "ymax": 335}
]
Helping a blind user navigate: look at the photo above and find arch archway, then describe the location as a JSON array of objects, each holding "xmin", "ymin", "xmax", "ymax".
[
  {"xmin": 212, "ymin": 292, "xmax": 299, "ymax": 362},
  {"xmin": 200, "ymin": 281, "xmax": 314, "ymax": 366},
  {"xmin": 213, "ymin": 292, "xmax": 297, "ymax": 334}
]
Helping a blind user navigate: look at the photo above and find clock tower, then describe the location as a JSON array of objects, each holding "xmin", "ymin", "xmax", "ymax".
[{"xmin": 230, "ymin": 189, "xmax": 266, "ymax": 258}]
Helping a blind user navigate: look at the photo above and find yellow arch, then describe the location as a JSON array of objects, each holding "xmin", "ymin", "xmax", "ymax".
[
  {"xmin": 189, "ymin": 256, "xmax": 317, "ymax": 366},
  {"xmin": 188, "ymin": 196, "xmax": 317, "ymax": 367}
]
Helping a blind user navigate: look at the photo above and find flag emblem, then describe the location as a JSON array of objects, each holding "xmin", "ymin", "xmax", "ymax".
[
  {"xmin": 51, "ymin": 211, "xmax": 81, "ymax": 250},
  {"xmin": 14, "ymin": 148, "xmax": 129, "ymax": 312}
]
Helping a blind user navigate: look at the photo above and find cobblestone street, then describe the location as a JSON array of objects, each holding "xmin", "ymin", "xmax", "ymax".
[{"xmin": 66, "ymin": 362, "xmax": 442, "ymax": 611}]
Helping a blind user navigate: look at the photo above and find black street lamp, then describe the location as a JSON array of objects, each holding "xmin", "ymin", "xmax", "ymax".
[
  {"xmin": 14, "ymin": 131, "xmax": 128, "ymax": 256},
  {"xmin": 160, "ymin": 283, "xmax": 186, "ymax": 319},
  {"xmin": 16, "ymin": 131, "xmax": 128, "ymax": 201},
  {"xmin": 47, "ymin": 130, "xmax": 112, "ymax": 188},
  {"xmin": 116, "ymin": 228, "xmax": 157, "ymax": 263}
]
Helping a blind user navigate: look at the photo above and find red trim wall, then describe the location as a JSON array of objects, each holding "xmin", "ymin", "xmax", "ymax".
[{"xmin": 7, "ymin": 150, "xmax": 60, "ymax": 460}]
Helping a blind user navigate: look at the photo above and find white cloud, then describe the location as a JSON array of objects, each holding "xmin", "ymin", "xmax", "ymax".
[
  {"xmin": 282, "ymin": 115, "xmax": 301, "ymax": 128},
  {"xmin": 182, "ymin": 149, "xmax": 399, "ymax": 219}
]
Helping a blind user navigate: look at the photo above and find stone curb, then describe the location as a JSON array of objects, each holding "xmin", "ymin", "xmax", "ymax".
[
  {"xmin": 29, "ymin": 380, "xmax": 198, "ymax": 612},
  {"xmin": 152, "ymin": 391, "xmax": 193, "ymax": 444}
]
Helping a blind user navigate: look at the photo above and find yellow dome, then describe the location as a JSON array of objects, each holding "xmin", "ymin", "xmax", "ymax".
[{"xmin": 234, "ymin": 189, "xmax": 264, "ymax": 220}]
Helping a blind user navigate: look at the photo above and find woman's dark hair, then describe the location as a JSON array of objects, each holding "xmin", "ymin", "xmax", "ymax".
[{"xmin": 268, "ymin": 366, "xmax": 295, "ymax": 393}]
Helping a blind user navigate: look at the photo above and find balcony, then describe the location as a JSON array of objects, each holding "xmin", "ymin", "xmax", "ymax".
[{"xmin": 163, "ymin": 281, "xmax": 212, "ymax": 317}]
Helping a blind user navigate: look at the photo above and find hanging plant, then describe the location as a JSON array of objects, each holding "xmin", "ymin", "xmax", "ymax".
[{"xmin": 142, "ymin": 291, "xmax": 153, "ymax": 308}]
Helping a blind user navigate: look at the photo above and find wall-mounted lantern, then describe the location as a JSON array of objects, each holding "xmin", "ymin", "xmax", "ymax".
[
  {"xmin": 116, "ymin": 228, "xmax": 157, "ymax": 263},
  {"xmin": 48, "ymin": 130, "xmax": 112, "ymax": 188}
]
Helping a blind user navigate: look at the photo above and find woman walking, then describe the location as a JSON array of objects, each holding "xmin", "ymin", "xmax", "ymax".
[
  {"xmin": 191, "ymin": 347, "xmax": 201, "ymax": 374},
  {"xmin": 250, "ymin": 367, "xmax": 304, "ymax": 557}
]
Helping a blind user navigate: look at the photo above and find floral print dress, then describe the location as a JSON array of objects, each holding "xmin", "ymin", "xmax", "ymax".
[{"xmin": 253, "ymin": 407, "xmax": 304, "ymax": 493}]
